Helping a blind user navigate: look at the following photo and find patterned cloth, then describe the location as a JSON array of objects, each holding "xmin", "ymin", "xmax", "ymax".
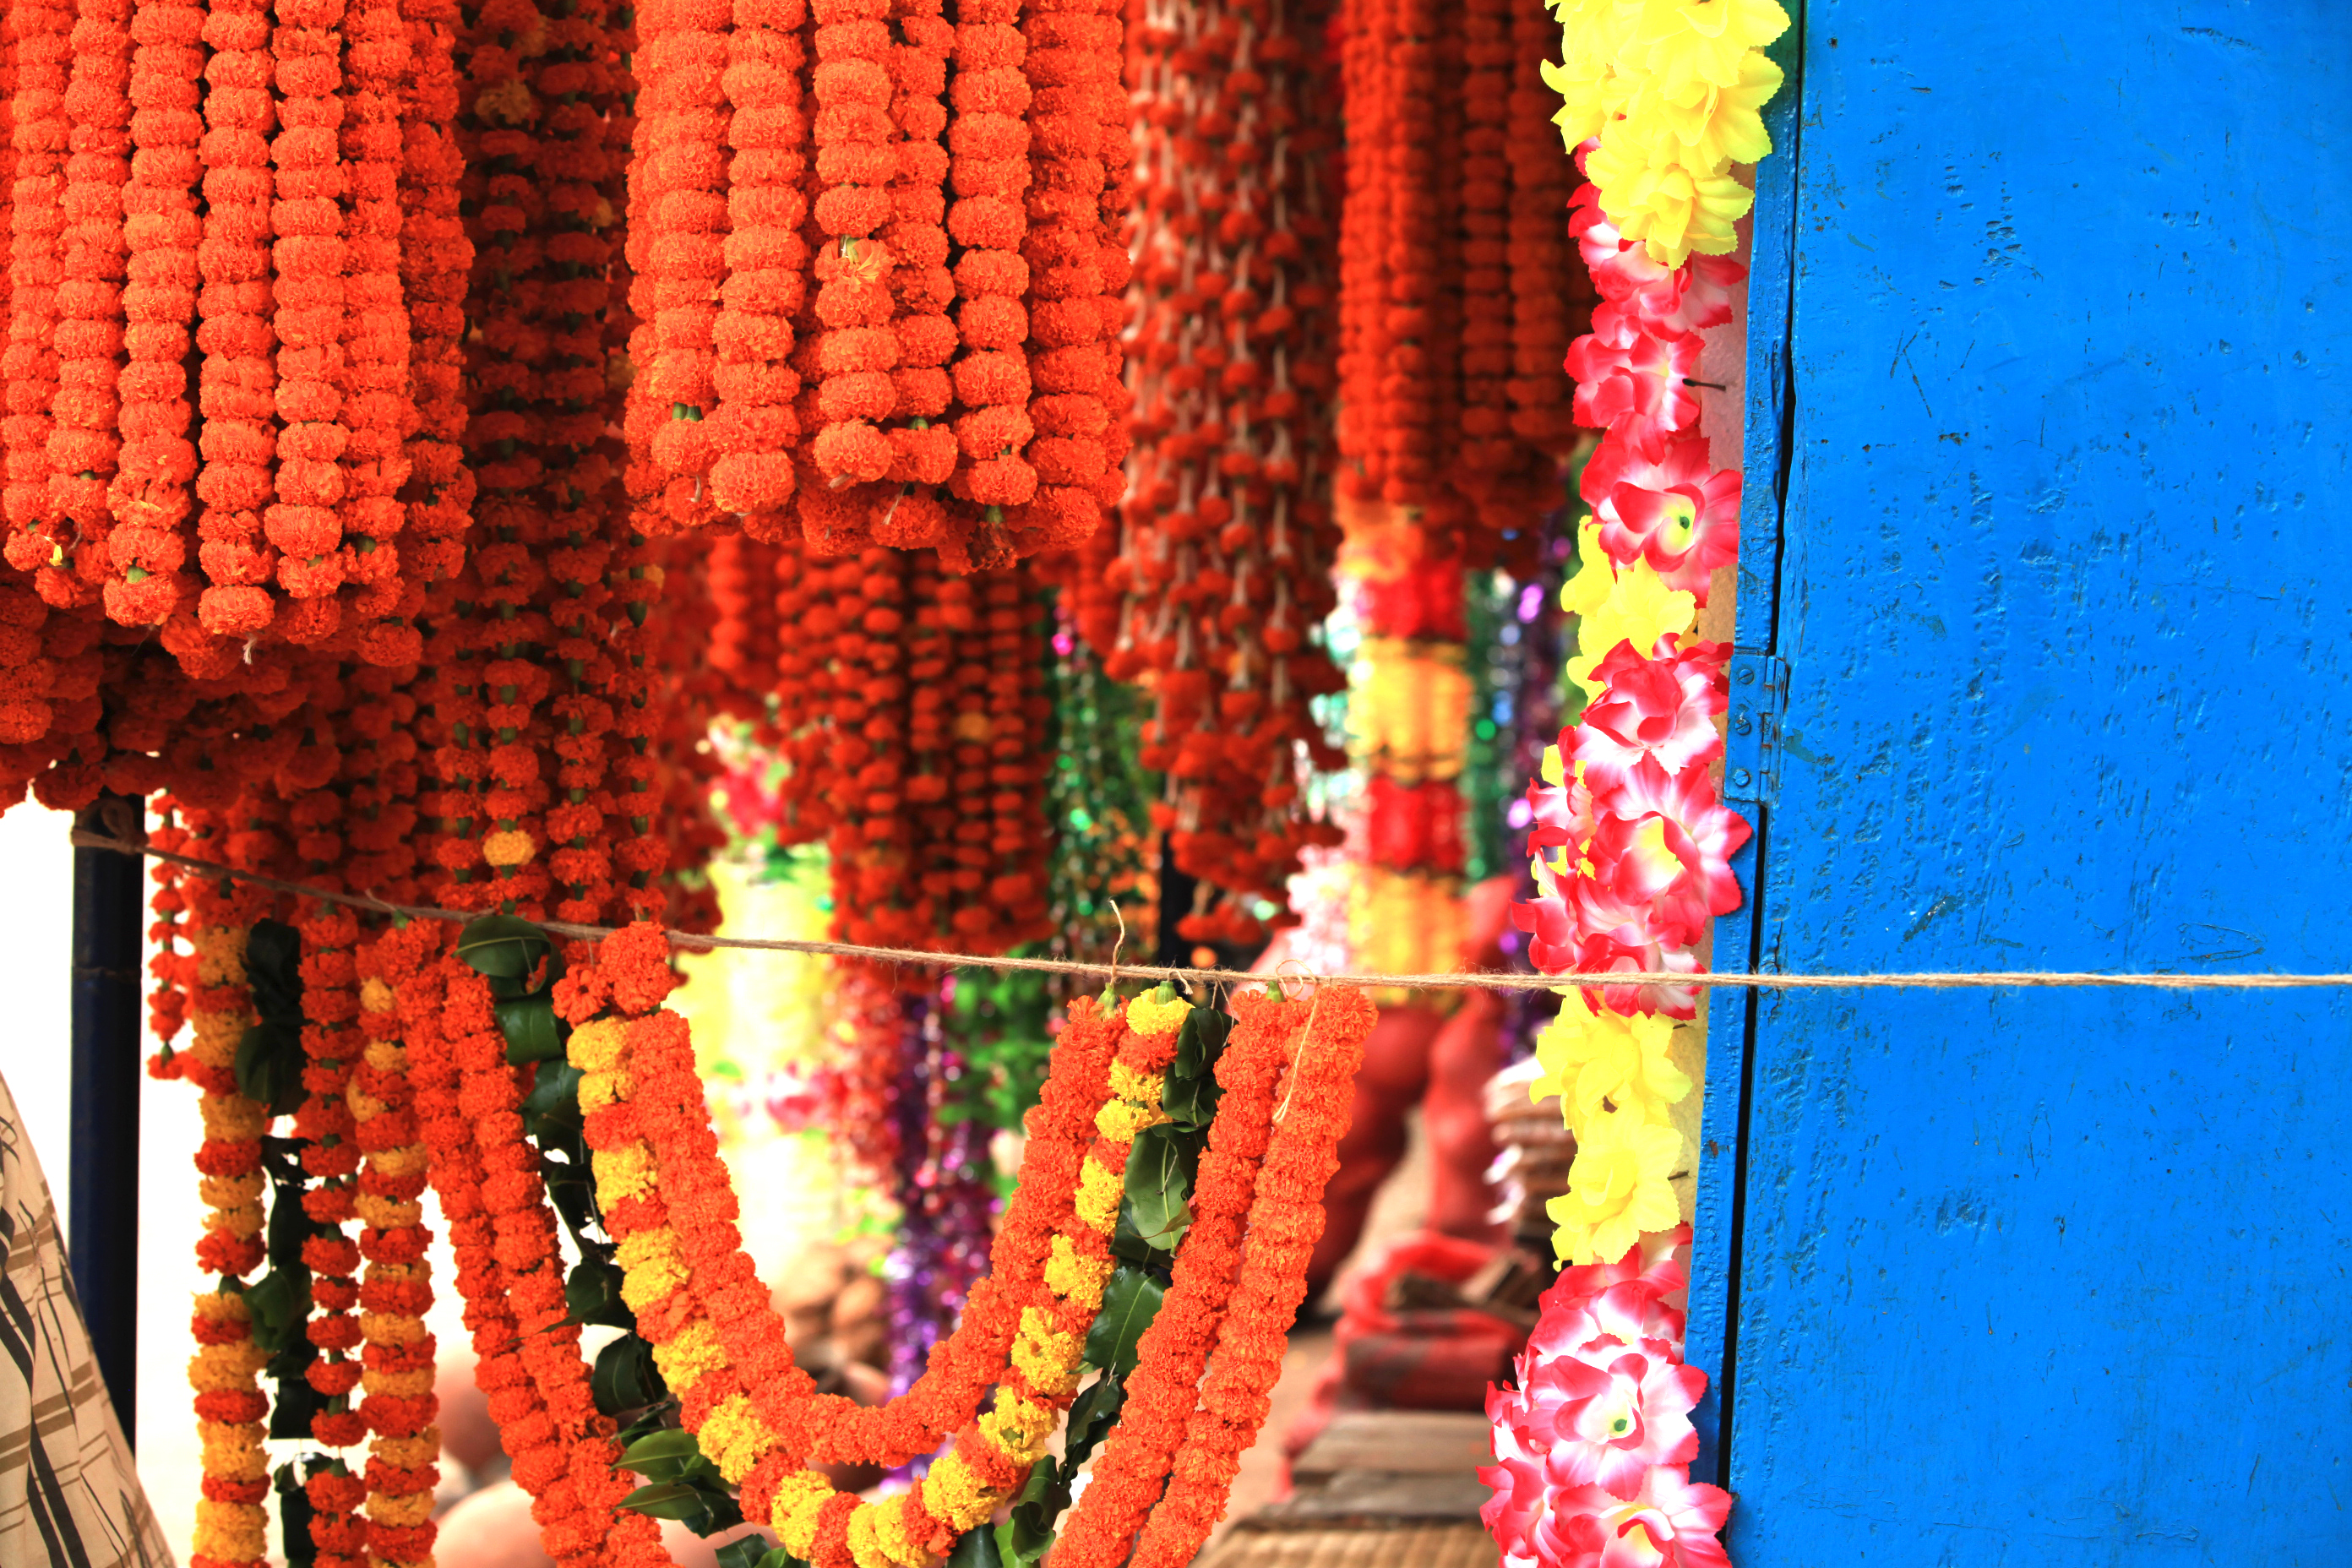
[{"xmin": 0, "ymin": 1070, "xmax": 175, "ymax": 1568}]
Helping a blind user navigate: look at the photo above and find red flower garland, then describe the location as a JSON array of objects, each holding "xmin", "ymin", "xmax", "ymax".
[
  {"xmin": 53, "ymin": 0, "xmax": 134, "ymax": 607},
  {"xmin": 3, "ymin": 0, "xmax": 71, "ymax": 577}
]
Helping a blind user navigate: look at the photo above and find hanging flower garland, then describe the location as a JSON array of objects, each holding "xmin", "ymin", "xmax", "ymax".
[
  {"xmin": 1486, "ymin": 5, "xmax": 1787, "ymax": 1565},
  {"xmin": 1112, "ymin": 0, "xmax": 1350, "ymax": 945}
]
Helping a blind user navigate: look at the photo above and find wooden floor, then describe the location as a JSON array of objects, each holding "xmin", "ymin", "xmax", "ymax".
[{"xmin": 1200, "ymin": 1410, "xmax": 1498, "ymax": 1568}]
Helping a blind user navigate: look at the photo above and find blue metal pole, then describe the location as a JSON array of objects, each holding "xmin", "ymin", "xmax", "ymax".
[{"xmin": 70, "ymin": 794, "xmax": 144, "ymax": 1445}]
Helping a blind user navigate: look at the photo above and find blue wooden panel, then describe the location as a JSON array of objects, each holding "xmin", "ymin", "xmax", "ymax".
[{"xmin": 1725, "ymin": 2, "xmax": 2352, "ymax": 1562}]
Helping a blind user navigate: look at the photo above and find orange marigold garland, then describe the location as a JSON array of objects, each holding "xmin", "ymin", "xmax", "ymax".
[
  {"xmin": 267, "ymin": 0, "xmax": 352, "ymax": 642},
  {"xmin": 188, "ymin": 0, "xmax": 280, "ymax": 641},
  {"xmin": 107, "ymin": 0, "xmax": 205, "ymax": 638},
  {"xmin": 1113, "ymin": 0, "xmax": 1348, "ymax": 942},
  {"xmin": 335, "ymin": 0, "xmax": 413, "ymax": 647},
  {"xmin": 705, "ymin": 0, "xmax": 808, "ymax": 525},
  {"xmin": 3, "ymin": 0, "xmax": 71, "ymax": 576}
]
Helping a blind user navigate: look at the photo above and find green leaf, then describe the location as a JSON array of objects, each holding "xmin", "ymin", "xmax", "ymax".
[
  {"xmin": 244, "ymin": 1266, "xmax": 312, "ymax": 1354},
  {"xmin": 1121, "ymin": 1124, "xmax": 1195, "ymax": 1253},
  {"xmin": 522, "ymin": 1060, "xmax": 585, "ymax": 1141},
  {"xmin": 275, "ymin": 1461, "xmax": 318, "ymax": 1568},
  {"xmin": 946, "ymin": 1525, "xmax": 1004, "ymax": 1568},
  {"xmin": 592, "ymin": 1335, "xmax": 668, "ymax": 1417},
  {"xmin": 714, "ymin": 1536, "xmax": 774, "ymax": 1568},
  {"xmin": 566, "ymin": 1256, "xmax": 634, "ymax": 1328},
  {"xmin": 457, "ymin": 912, "xmax": 554, "ymax": 984},
  {"xmin": 999, "ymin": 1375, "xmax": 1126, "ymax": 1566},
  {"xmin": 244, "ymin": 919, "xmax": 306, "ymax": 1021},
  {"xmin": 1081, "ymin": 1265, "xmax": 1166, "ymax": 1380},
  {"xmin": 498, "ymin": 990, "xmax": 568, "ymax": 1063},
  {"xmin": 615, "ymin": 1428, "xmax": 709, "ymax": 1485},
  {"xmin": 1162, "ymin": 1005, "xmax": 1233, "ymax": 1130},
  {"xmin": 754, "ymin": 1550, "xmax": 814, "ymax": 1568},
  {"xmin": 233, "ymin": 1019, "xmax": 307, "ymax": 1118},
  {"xmin": 618, "ymin": 1481, "xmax": 733, "ymax": 1533}
]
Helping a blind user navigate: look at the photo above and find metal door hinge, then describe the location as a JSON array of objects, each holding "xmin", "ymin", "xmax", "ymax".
[{"xmin": 1723, "ymin": 653, "xmax": 1788, "ymax": 805}]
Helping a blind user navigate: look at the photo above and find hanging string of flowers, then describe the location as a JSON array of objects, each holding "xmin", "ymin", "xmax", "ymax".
[
  {"xmin": 1484, "ymin": 5, "xmax": 1787, "ymax": 1565},
  {"xmin": 1331, "ymin": 0, "xmax": 1588, "ymax": 550},
  {"xmin": 1111, "ymin": 0, "xmax": 1349, "ymax": 946}
]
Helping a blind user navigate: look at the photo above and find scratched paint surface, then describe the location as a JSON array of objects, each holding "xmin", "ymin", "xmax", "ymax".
[{"xmin": 1725, "ymin": 3, "xmax": 2352, "ymax": 1562}]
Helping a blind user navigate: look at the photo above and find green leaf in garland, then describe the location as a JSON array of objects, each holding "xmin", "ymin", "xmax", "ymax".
[
  {"xmin": 244, "ymin": 919, "xmax": 305, "ymax": 1021},
  {"xmin": 566, "ymin": 1256, "xmax": 635, "ymax": 1329},
  {"xmin": 945, "ymin": 1526, "xmax": 1004, "ymax": 1568},
  {"xmin": 275, "ymin": 1462, "xmax": 318, "ymax": 1568},
  {"xmin": 1162, "ymin": 1003, "xmax": 1233, "ymax": 1130},
  {"xmin": 997, "ymin": 1375, "xmax": 1126, "ymax": 1566},
  {"xmin": 456, "ymin": 912, "xmax": 554, "ymax": 981},
  {"xmin": 1081, "ymin": 1265, "xmax": 1166, "ymax": 1379},
  {"xmin": 753, "ymin": 1550, "xmax": 814, "ymax": 1568},
  {"xmin": 1121, "ymin": 1124, "xmax": 1195, "ymax": 1253},
  {"xmin": 615, "ymin": 1427, "xmax": 712, "ymax": 1486},
  {"xmin": 233, "ymin": 1019, "xmax": 307, "ymax": 1117},
  {"xmin": 497, "ymin": 990, "xmax": 568, "ymax": 1063},
  {"xmin": 243, "ymin": 1266, "xmax": 312, "ymax": 1355},
  {"xmin": 716, "ymin": 1536, "xmax": 784, "ymax": 1568},
  {"xmin": 591, "ymin": 1334, "xmax": 668, "ymax": 1417},
  {"xmin": 617, "ymin": 1481, "xmax": 744, "ymax": 1535},
  {"xmin": 522, "ymin": 1059, "xmax": 585, "ymax": 1141}
]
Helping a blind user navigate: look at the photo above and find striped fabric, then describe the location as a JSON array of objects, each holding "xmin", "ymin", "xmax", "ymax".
[{"xmin": 0, "ymin": 1071, "xmax": 175, "ymax": 1568}]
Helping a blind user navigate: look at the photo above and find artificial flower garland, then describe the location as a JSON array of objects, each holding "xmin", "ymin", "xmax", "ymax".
[{"xmin": 1484, "ymin": 7, "xmax": 1787, "ymax": 1564}]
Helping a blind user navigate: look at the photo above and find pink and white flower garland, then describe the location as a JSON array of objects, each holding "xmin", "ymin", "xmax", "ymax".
[{"xmin": 1484, "ymin": 163, "xmax": 1754, "ymax": 1567}]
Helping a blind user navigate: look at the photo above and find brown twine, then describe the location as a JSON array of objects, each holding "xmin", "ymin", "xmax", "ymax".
[{"xmin": 73, "ymin": 830, "xmax": 2352, "ymax": 994}]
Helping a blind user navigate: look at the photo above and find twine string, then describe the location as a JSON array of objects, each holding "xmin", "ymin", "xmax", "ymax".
[{"xmin": 74, "ymin": 830, "xmax": 2352, "ymax": 994}]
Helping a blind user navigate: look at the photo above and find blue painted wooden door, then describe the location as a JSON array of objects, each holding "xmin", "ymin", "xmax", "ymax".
[{"xmin": 1695, "ymin": 3, "xmax": 2352, "ymax": 1562}]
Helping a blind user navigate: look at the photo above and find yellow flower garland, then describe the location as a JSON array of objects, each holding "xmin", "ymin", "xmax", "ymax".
[
  {"xmin": 574, "ymin": 1004, "xmax": 1144, "ymax": 1568},
  {"xmin": 1544, "ymin": 0, "xmax": 1791, "ymax": 265}
]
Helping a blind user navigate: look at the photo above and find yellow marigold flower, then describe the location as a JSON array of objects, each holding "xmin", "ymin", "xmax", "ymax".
[
  {"xmin": 1124, "ymin": 990, "xmax": 1192, "ymax": 1038},
  {"xmin": 700, "ymin": 1392, "xmax": 777, "ymax": 1484},
  {"xmin": 362, "ymin": 1037, "xmax": 406, "ymax": 1073},
  {"xmin": 616, "ymin": 1228, "xmax": 690, "ymax": 1309},
  {"xmin": 367, "ymin": 1491, "xmax": 436, "ymax": 1528},
  {"xmin": 199, "ymin": 1094, "xmax": 268, "ymax": 1141},
  {"xmin": 872, "ymin": 1494, "xmax": 928, "ymax": 1568},
  {"xmin": 482, "ymin": 829, "xmax": 536, "ymax": 868},
  {"xmin": 1107, "ymin": 1060, "xmax": 1164, "ymax": 1107},
  {"xmin": 774, "ymin": 1473, "xmax": 834, "ymax": 1558},
  {"xmin": 1043, "ymin": 1233, "xmax": 1113, "ymax": 1306},
  {"xmin": 372, "ymin": 1434, "xmax": 438, "ymax": 1470},
  {"xmin": 978, "ymin": 1388, "xmax": 1054, "ymax": 1466},
  {"xmin": 1075, "ymin": 1157, "xmax": 1123, "ymax": 1235},
  {"xmin": 190, "ymin": 925, "xmax": 246, "ymax": 985},
  {"xmin": 198, "ymin": 1172, "xmax": 264, "ymax": 1211},
  {"xmin": 354, "ymin": 1193, "xmax": 423, "ymax": 1230},
  {"xmin": 193, "ymin": 1501, "xmax": 269, "ymax": 1560},
  {"xmin": 919, "ymin": 1452, "xmax": 997, "ymax": 1533},
  {"xmin": 845, "ymin": 1508, "xmax": 890, "ymax": 1568},
  {"xmin": 369, "ymin": 1143, "xmax": 429, "ymax": 1179},
  {"xmin": 192, "ymin": 1289, "xmax": 251, "ymax": 1325},
  {"xmin": 198, "ymin": 1421, "xmax": 268, "ymax": 1479},
  {"xmin": 592, "ymin": 1143, "xmax": 656, "ymax": 1205},
  {"xmin": 346, "ymin": 1080, "xmax": 390, "ymax": 1121},
  {"xmin": 568, "ymin": 1017, "xmax": 627, "ymax": 1073},
  {"xmin": 1094, "ymin": 1097, "xmax": 1169, "ymax": 1145},
  {"xmin": 1010, "ymin": 1306, "xmax": 1081, "ymax": 1397},
  {"xmin": 1548, "ymin": 1107, "xmax": 1685, "ymax": 1266},
  {"xmin": 360, "ymin": 1365, "xmax": 433, "ymax": 1398},
  {"xmin": 357, "ymin": 1309, "xmax": 430, "ymax": 1348},
  {"xmin": 1535, "ymin": 1006, "xmax": 1692, "ymax": 1127},
  {"xmin": 651, "ymin": 1320, "xmax": 729, "ymax": 1391},
  {"xmin": 212, "ymin": 1201, "xmax": 264, "ymax": 1239},
  {"xmin": 188, "ymin": 1342, "xmax": 270, "ymax": 1391},
  {"xmin": 359, "ymin": 977, "xmax": 398, "ymax": 1016}
]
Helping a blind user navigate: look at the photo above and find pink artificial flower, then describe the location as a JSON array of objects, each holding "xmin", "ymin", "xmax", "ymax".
[
  {"xmin": 1553, "ymin": 1470, "xmax": 1734, "ymax": 1568},
  {"xmin": 1597, "ymin": 758, "xmax": 1751, "ymax": 945},
  {"xmin": 1583, "ymin": 435, "xmax": 1740, "ymax": 602},
  {"xmin": 1571, "ymin": 184, "xmax": 1744, "ymax": 341},
  {"xmin": 1574, "ymin": 639, "xmax": 1728, "ymax": 792},
  {"xmin": 1550, "ymin": 1226, "xmax": 1693, "ymax": 1322},
  {"xmin": 1563, "ymin": 304, "xmax": 1701, "ymax": 460},
  {"xmin": 1492, "ymin": 1328, "xmax": 1706, "ymax": 1500},
  {"xmin": 1556, "ymin": 923, "xmax": 1701, "ymax": 1020},
  {"xmin": 1526, "ymin": 771, "xmax": 1598, "ymax": 863}
]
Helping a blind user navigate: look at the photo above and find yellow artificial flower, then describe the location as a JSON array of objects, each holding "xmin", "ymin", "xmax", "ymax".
[
  {"xmin": 1534, "ymin": 1006, "xmax": 1692, "ymax": 1127},
  {"xmin": 1628, "ymin": 48, "xmax": 1783, "ymax": 170},
  {"xmin": 1587, "ymin": 139, "xmax": 1756, "ymax": 266},
  {"xmin": 1559, "ymin": 520, "xmax": 1617, "ymax": 622},
  {"xmin": 1568, "ymin": 557, "xmax": 1696, "ymax": 698},
  {"xmin": 1548, "ymin": 1107, "xmax": 1685, "ymax": 1266},
  {"xmin": 1625, "ymin": 0, "xmax": 1789, "ymax": 100}
]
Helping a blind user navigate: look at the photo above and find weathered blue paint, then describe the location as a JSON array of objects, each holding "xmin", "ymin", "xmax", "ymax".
[{"xmin": 1715, "ymin": 2, "xmax": 2352, "ymax": 1560}]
